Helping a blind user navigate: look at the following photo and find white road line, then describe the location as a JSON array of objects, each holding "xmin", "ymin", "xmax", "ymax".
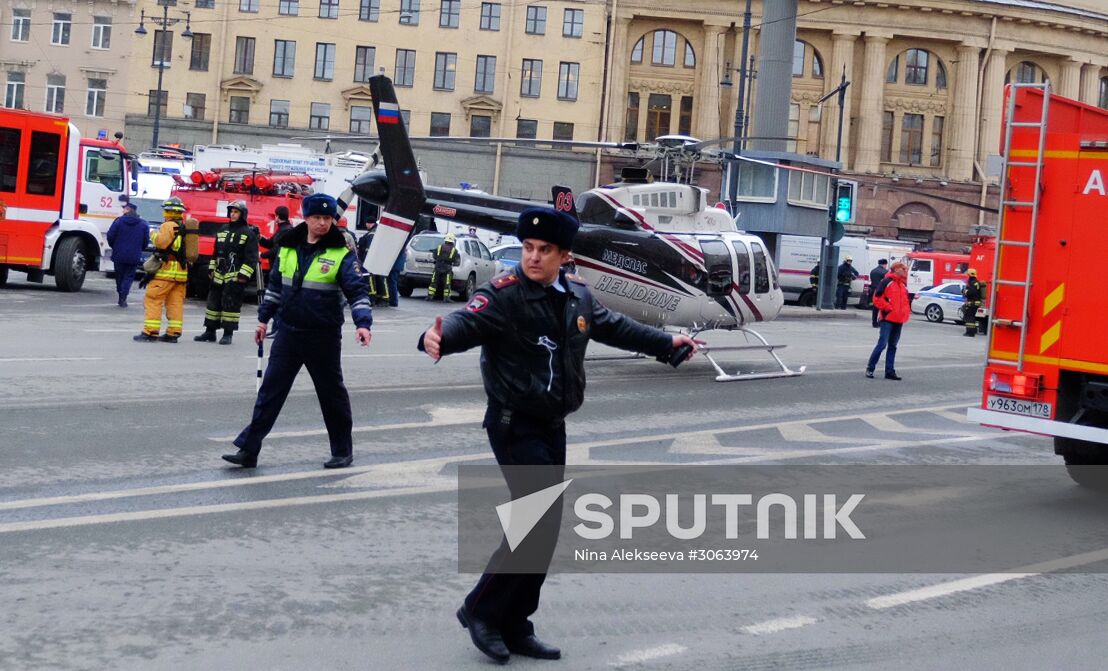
[
  {"xmin": 609, "ymin": 643, "xmax": 688, "ymax": 667},
  {"xmin": 865, "ymin": 546, "xmax": 1108, "ymax": 610},
  {"xmin": 777, "ymin": 423, "xmax": 857, "ymax": 443},
  {"xmin": 741, "ymin": 615, "xmax": 818, "ymax": 635},
  {"xmin": 0, "ymin": 356, "xmax": 104, "ymax": 363},
  {"xmin": 207, "ymin": 405, "xmax": 486, "ymax": 441}
]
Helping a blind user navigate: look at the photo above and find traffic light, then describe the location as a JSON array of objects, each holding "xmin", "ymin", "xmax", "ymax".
[{"xmin": 834, "ymin": 180, "xmax": 857, "ymax": 224}]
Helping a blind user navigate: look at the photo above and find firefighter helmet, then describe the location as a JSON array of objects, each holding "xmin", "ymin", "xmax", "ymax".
[
  {"xmin": 162, "ymin": 197, "xmax": 186, "ymax": 213},
  {"xmin": 227, "ymin": 200, "xmax": 249, "ymax": 219},
  {"xmin": 444, "ymin": 233, "xmax": 457, "ymax": 244}
]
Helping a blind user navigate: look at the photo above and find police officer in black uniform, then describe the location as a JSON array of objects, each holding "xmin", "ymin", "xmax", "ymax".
[
  {"xmin": 420, "ymin": 207, "xmax": 701, "ymax": 664},
  {"xmin": 222, "ymin": 193, "xmax": 373, "ymax": 469},
  {"xmin": 195, "ymin": 200, "xmax": 259, "ymax": 345}
]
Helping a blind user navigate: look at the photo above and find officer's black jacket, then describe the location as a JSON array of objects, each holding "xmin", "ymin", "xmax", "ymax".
[
  {"xmin": 434, "ymin": 269, "xmax": 673, "ymax": 419},
  {"xmin": 869, "ymin": 267, "xmax": 888, "ymax": 293}
]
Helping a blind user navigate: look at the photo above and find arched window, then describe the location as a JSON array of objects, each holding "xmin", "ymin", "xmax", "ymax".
[
  {"xmin": 792, "ymin": 40, "xmax": 823, "ymax": 78},
  {"xmin": 684, "ymin": 41, "xmax": 695, "ymax": 68},
  {"xmin": 631, "ymin": 36, "xmax": 643, "ymax": 64},
  {"xmin": 905, "ymin": 49, "xmax": 929, "ymax": 86},
  {"xmin": 936, "ymin": 61, "xmax": 948, "ymax": 89},
  {"xmin": 652, "ymin": 30, "xmax": 677, "ymax": 66},
  {"xmin": 1100, "ymin": 76, "xmax": 1108, "ymax": 110},
  {"xmin": 887, "ymin": 49, "xmax": 945, "ymax": 88},
  {"xmin": 1007, "ymin": 61, "xmax": 1046, "ymax": 84}
]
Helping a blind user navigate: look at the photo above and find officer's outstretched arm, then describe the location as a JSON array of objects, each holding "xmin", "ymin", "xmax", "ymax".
[
  {"xmin": 590, "ymin": 298, "xmax": 673, "ymax": 357},
  {"xmin": 436, "ymin": 288, "xmax": 507, "ymax": 356}
]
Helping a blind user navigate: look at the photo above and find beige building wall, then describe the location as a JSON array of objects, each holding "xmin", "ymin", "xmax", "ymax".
[
  {"xmin": 0, "ymin": 0, "xmax": 135, "ymax": 140},
  {"xmin": 124, "ymin": 0, "xmax": 608, "ymax": 144}
]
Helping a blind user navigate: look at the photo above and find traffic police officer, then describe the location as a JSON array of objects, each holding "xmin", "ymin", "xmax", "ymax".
[
  {"xmin": 962, "ymin": 268, "xmax": 984, "ymax": 337},
  {"xmin": 134, "ymin": 197, "xmax": 190, "ymax": 343},
  {"xmin": 420, "ymin": 207, "xmax": 701, "ymax": 664},
  {"xmin": 223, "ymin": 193, "xmax": 372, "ymax": 470},
  {"xmin": 195, "ymin": 200, "xmax": 258, "ymax": 345}
]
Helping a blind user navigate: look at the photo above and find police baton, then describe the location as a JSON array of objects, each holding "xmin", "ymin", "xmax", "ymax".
[{"xmin": 256, "ymin": 263, "xmax": 265, "ymax": 392}]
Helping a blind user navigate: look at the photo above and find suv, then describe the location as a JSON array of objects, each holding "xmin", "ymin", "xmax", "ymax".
[{"xmin": 398, "ymin": 233, "xmax": 497, "ymax": 300}]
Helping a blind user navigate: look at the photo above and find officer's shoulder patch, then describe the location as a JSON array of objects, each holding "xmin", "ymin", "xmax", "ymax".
[
  {"xmin": 565, "ymin": 273, "xmax": 587, "ymax": 286},
  {"xmin": 490, "ymin": 274, "xmax": 519, "ymax": 290},
  {"xmin": 466, "ymin": 295, "xmax": 490, "ymax": 313}
]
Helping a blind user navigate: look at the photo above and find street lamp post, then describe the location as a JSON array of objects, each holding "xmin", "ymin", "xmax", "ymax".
[
  {"xmin": 135, "ymin": 0, "xmax": 192, "ymax": 150},
  {"xmin": 815, "ymin": 67, "xmax": 851, "ymax": 310},
  {"xmin": 724, "ymin": 0, "xmax": 754, "ymax": 213}
]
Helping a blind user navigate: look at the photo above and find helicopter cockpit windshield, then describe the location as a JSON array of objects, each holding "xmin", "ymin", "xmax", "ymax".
[{"xmin": 576, "ymin": 191, "xmax": 639, "ymax": 230}]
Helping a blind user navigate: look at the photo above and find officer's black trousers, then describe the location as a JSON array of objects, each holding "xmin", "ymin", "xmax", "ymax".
[
  {"xmin": 465, "ymin": 404, "xmax": 567, "ymax": 638},
  {"xmin": 204, "ymin": 278, "xmax": 246, "ymax": 331},
  {"xmin": 234, "ymin": 327, "xmax": 353, "ymax": 458}
]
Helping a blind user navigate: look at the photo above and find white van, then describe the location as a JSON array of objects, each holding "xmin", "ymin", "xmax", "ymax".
[{"xmin": 776, "ymin": 235, "xmax": 914, "ymax": 306}]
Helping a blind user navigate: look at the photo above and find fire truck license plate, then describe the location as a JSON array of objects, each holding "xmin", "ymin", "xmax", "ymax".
[{"xmin": 986, "ymin": 395, "xmax": 1052, "ymax": 418}]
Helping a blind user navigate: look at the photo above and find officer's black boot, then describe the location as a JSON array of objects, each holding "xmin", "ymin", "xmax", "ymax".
[
  {"xmin": 219, "ymin": 330, "xmax": 233, "ymax": 345},
  {"xmin": 457, "ymin": 607, "xmax": 510, "ymax": 664},
  {"xmin": 194, "ymin": 329, "xmax": 217, "ymax": 342},
  {"xmin": 221, "ymin": 449, "xmax": 257, "ymax": 468},
  {"xmin": 506, "ymin": 635, "xmax": 562, "ymax": 660}
]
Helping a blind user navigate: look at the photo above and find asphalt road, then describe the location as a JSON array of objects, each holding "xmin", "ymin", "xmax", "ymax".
[{"xmin": 1, "ymin": 276, "xmax": 1106, "ymax": 671}]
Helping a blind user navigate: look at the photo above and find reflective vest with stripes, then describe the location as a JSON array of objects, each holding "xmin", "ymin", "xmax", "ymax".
[
  {"xmin": 277, "ymin": 245, "xmax": 347, "ymax": 291},
  {"xmin": 151, "ymin": 226, "xmax": 189, "ymax": 283}
]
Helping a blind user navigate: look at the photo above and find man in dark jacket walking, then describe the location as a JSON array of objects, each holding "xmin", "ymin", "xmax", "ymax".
[
  {"xmin": 835, "ymin": 256, "xmax": 861, "ymax": 309},
  {"xmin": 420, "ymin": 207, "xmax": 701, "ymax": 664},
  {"xmin": 867, "ymin": 259, "xmax": 888, "ymax": 327},
  {"xmin": 106, "ymin": 199, "xmax": 148, "ymax": 307},
  {"xmin": 223, "ymin": 194, "xmax": 372, "ymax": 470}
]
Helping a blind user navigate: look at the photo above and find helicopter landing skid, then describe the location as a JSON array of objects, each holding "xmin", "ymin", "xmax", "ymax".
[{"xmin": 696, "ymin": 327, "xmax": 806, "ymax": 382}]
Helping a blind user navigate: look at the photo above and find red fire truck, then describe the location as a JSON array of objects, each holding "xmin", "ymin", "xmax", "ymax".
[
  {"xmin": 967, "ymin": 84, "xmax": 1108, "ymax": 487},
  {"xmin": 0, "ymin": 108, "xmax": 134, "ymax": 291}
]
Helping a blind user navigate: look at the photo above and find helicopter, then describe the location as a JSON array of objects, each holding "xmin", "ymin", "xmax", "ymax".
[{"xmin": 353, "ymin": 74, "xmax": 805, "ymax": 382}]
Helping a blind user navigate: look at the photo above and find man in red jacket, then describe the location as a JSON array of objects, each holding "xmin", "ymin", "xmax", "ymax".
[{"xmin": 867, "ymin": 261, "xmax": 910, "ymax": 380}]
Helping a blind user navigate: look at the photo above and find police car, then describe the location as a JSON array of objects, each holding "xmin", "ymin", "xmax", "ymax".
[{"xmin": 910, "ymin": 281, "xmax": 966, "ymax": 323}]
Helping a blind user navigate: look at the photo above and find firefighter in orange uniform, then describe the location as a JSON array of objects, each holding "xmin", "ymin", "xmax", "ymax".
[{"xmin": 134, "ymin": 198, "xmax": 190, "ymax": 343}]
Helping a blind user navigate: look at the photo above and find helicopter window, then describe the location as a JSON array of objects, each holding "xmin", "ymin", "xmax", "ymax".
[
  {"xmin": 751, "ymin": 242, "xmax": 771, "ymax": 294},
  {"xmin": 650, "ymin": 193, "xmax": 659, "ymax": 207},
  {"xmin": 577, "ymin": 191, "xmax": 636, "ymax": 229},
  {"xmin": 632, "ymin": 194, "xmax": 641, "ymax": 206},
  {"xmin": 731, "ymin": 241, "xmax": 751, "ymax": 293},
  {"xmin": 699, "ymin": 239, "xmax": 733, "ymax": 297}
]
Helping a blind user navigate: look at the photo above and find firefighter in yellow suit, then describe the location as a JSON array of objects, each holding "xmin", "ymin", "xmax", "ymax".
[{"xmin": 134, "ymin": 197, "xmax": 190, "ymax": 343}]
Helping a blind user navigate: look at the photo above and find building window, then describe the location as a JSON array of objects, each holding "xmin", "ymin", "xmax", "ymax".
[
  {"xmin": 792, "ymin": 40, "xmax": 805, "ymax": 77},
  {"xmin": 624, "ymin": 92, "xmax": 639, "ymax": 142},
  {"xmin": 736, "ymin": 162, "xmax": 777, "ymax": 200},
  {"xmin": 400, "ymin": 109, "xmax": 411, "ymax": 128},
  {"xmin": 517, "ymin": 118, "xmax": 537, "ymax": 139},
  {"xmin": 359, "ymin": 0, "xmax": 379, "ymax": 21},
  {"xmin": 881, "ymin": 111, "xmax": 894, "ymax": 162},
  {"xmin": 678, "ymin": 96, "xmax": 693, "ymax": 136},
  {"xmin": 563, "ymin": 8, "xmax": 583, "ymax": 38},
  {"xmin": 195, "ymin": 0, "xmax": 215, "ymax": 8},
  {"xmin": 525, "ymin": 6, "xmax": 546, "ymax": 35},
  {"xmin": 85, "ymin": 79, "xmax": 106, "ymax": 117},
  {"xmin": 480, "ymin": 2, "xmax": 500, "ymax": 30},
  {"xmin": 887, "ymin": 55, "xmax": 899, "ymax": 84},
  {"xmin": 239, "ymin": 0, "xmax": 259, "ymax": 12},
  {"xmin": 646, "ymin": 93, "xmax": 671, "ymax": 138},
  {"xmin": 147, "ymin": 90, "xmax": 168, "ymax": 118},
  {"xmin": 1100, "ymin": 76, "xmax": 1108, "ymax": 110},
  {"xmin": 234, "ymin": 37, "xmax": 255, "ymax": 74},
  {"xmin": 185, "ymin": 92, "xmax": 206, "ymax": 120},
  {"xmin": 787, "ymin": 170, "xmax": 830, "ymax": 209},
  {"xmin": 631, "ymin": 37, "xmax": 643, "ymax": 64},
  {"xmin": 475, "ymin": 55, "xmax": 496, "ymax": 93},
  {"xmin": 470, "ymin": 114, "xmax": 491, "ymax": 137},
  {"xmin": 229, "ymin": 95, "xmax": 250, "ymax": 124},
  {"xmin": 350, "ymin": 105, "xmax": 373, "ymax": 133},
  {"xmin": 557, "ymin": 62, "xmax": 579, "ymax": 101},
  {"xmin": 152, "ymin": 31, "xmax": 174, "ymax": 67},
  {"xmin": 279, "ymin": 0, "xmax": 299, "ymax": 15},
  {"xmin": 273, "ymin": 40, "xmax": 296, "ymax": 77},
  {"xmin": 905, "ymin": 49, "xmax": 929, "ymax": 86},
  {"xmin": 434, "ymin": 52, "xmax": 457, "ymax": 91},
  {"xmin": 314, "ymin": 42, "xmax": 336, "ymax": 80},
  {"xmin": 440, "ymin": 0, "xmax": 460, "ymax": 28},
  {"xmin": 520, "ymin": 59, "xmax": 542, "ymax": 97},
  {"xmin": 400, "ymin": 0, "xmax": 419, "ymax": 25},
  {"xmin": 310, "ymin": 102, "xmax": 330, "ymax": 129},
  {"xmin": 92, "ymin": 17, "xmax": 112, "ymax": 50},
  {"xmin": 269, "ymin": 99, "xmax": 290, "ymax": 127},
  {"xmin": 684, "ymin": 42, "xmax": 696, "ymax": 69},
  {"xmin": 652, "ymin": 30, "xmax": 677, "ymax": 66},
  {"xmin": 5, "ymin": 72, "xmax": 25, "ymax": 109},
  {"xmin": 787, "ymin": 103, "xmax": 800, "ymax": 152},
  {"xmin": 395, "ymin": 49, "xmax": 416, "ymax": 86},
  {"xmin": 190, "ymin": 34, "xmax": 211, "ymax": 71},
  {"xmin": 553, "ymin": 121, "xmax": 573, "ymax": 141},
  {"xmin": 430, "ymin": 112, "xmax": 451, "ymax": 136},
  {"xmin": 792, "ymin": 40, "xmax": 821, "ymax": 78},
  {"xmin": 936, "ymin": 61, "xmax": 948, "ymax": 89},
  {"xmin": 52, "ymin": 13, "xmax": 71, "ymax": 45},
  {"xmin": 354, "ymin": 46, "xmax": 375, "ymax": 83},
  {"xmin": 45, "ymin": 75, "xmax": 65, "ymax": 113},
  {"xmin": 900, "ymin": 113, "xmax": 924, "ymax": 164},
  {"xmin": 11, "ymin": 9, "xmax": 30, "ymax": 42},
  {"xmin": 1011, "ymin": 61, "xmax": 1043, "ymax": 84},
  {"xmin": 319, "ymin": 0, "xmax": 339, "ymax": 19},
  {"xmin": 930, "ymin": 115, "xmax": 944, "ymax": 167}
]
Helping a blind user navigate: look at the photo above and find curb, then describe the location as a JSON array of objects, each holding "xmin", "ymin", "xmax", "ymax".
[{"xmin": 776, "ymin": 307, "xmax": 866, "ymax": 321}]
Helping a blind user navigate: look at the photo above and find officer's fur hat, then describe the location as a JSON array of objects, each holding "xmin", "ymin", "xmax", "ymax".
[
  {"xmin": 302, "ymin": 193, "xmax": 339, "ymax": 219},
  {"xmin": 516, "ymin": 207, "xmax": 578, "ymax": 250}
]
